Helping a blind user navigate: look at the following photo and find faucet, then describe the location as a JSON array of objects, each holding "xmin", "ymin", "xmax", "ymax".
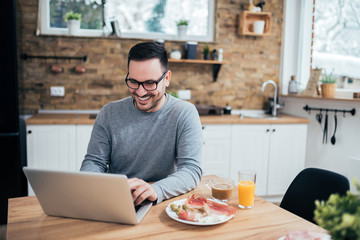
[{"xmin": 261, "ymin": 80, "xmax": 279, "ymax": 116}]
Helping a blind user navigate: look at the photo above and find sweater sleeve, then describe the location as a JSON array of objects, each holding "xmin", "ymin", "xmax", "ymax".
[
  {"xmin": 80, "ymin": 109, "xmax": 111, "ymax": 173},
  {"xmin": 151, "ymin": 105, "xmax": 203, "ymax": 203}
]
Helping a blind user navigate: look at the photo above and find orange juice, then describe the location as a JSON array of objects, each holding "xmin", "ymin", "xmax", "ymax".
[{"xmin": 238, "ymin": 180, "xmax": 255, "ymax": 208}]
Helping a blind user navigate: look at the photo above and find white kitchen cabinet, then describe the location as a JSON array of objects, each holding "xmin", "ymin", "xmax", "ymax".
[
  {"xmin": 230, "ymin": 124, "xmax": 307, "ymax": 198},
  {"xmin": 201, "ymin": 125, "xmax": 231, "ymax": 177},
  {"xmin": 26, "ymin": 124, "xmax": 93, "ymax": 195},
  {"xmin": 27, "ymin": 125, "xmax": 77, "ymax": 171},
  {"xmin": 27, "ymin": 124, "xmax": 93, "ymax": 172},
  {"xmin": 26, "ymin": 125, "xmax": 77, "ymax": 196},
  {"xmin": 230, "ymin": 125, "xmax": 270, "ymax": 196},
  {"xmin": 267, "ymin": 124, "xmax": 307, "ymax": 195}
]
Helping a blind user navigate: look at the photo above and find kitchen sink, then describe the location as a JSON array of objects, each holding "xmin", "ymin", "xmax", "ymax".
[
  {"xmin": 232, "ymin": 110, "xmax": 281, "ymax": 119},
  {"xmin": 241, "ymin": 112, "xmax": 280, "ymax": 119}
]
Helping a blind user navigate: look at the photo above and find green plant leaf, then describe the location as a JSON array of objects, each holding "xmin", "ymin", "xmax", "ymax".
[
  {"xmin": 314, "ymin": 180, "xmax": 360, "ymax": 239},
  {"xmin": 176, "ymin": 20, "xmax": 189, "ymax": 26},
  {"xmin": 321, "ymin": 69, "xmax": 337, "ymax": 83},
  {"xmin": 65, "ymin": 11, "xmax": 82, "ymax": 22}
]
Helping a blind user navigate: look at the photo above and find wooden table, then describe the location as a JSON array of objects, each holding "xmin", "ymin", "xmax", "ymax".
[{"xmin": 7, "ymin": 176, "xmax": 327, "ymax": 240}]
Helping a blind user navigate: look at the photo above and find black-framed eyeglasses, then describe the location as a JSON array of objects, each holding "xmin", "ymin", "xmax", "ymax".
[{"xmin": 125, "ymin": 71, "xmax": 168, "ymax": 91}]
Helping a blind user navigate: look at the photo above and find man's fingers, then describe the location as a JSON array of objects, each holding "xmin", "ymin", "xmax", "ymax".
[
  {"xmin": 132, "ymin": 184, "xmax": 147, "ymax": 202},
  {"xmin": 134, "ymin": 189, "xmax": 150, "ymax": 206},
  {"xmin": 127, "ymin": 178, "xmax": 157, "ymax": 205},
  {"xmin": 127, "ymin": 178, "xmax": 139, "ymax": 189}
]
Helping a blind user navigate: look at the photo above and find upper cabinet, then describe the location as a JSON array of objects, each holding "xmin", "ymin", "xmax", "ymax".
[{"xmin": 238, "ymin": 11, "xmax": 272, "ymax": 36}]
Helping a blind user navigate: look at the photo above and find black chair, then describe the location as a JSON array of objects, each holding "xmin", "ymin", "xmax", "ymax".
[{"xmin": 280, "ymin": 168, "xmax": 350, "ymax": 223}]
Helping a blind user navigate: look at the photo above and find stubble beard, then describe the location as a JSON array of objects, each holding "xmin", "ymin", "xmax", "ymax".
[{"xmin": 132, "ymin": 92, "xmax": 165, "ymax": 112}]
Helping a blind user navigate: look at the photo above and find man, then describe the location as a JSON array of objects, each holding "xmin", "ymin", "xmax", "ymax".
[{"xmin": 81, "ymin": 42, "xmax": 203, "ymax": 206}]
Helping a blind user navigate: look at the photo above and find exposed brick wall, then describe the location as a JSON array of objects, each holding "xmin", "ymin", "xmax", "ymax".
[{"xmin": 17, "ymin": 0, "xmax": 283, "ymax": 114}]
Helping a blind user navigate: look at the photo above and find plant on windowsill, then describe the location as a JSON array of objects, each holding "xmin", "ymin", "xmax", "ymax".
[
  {"xmin": 176, "ymin": 20, "xmax": 189, "ymax": 39},
  {"xmin": 65, "ymin": 11, "xmax": 82, "ymax": 35},
  {"xmin": 203, "ymin": 43, "xmax": 210, "ymax": 60},
  {"xmin": 320, "ymin": 70, "xmax": 337, "ymax": 98}
]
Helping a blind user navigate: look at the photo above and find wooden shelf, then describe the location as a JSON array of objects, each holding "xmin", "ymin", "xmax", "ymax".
[
  {"xmin": 280, "ymin": 94, "xmax": 360, "ymax": 102},
  {"xmin": 168, "ymin": 59, "xmax": 224, "ymax": 82},
  {"xmin": 238, "ymin": 11, "xmax": 272, "ymax": 36},
  {"xmin": 168, "ymin": 59, "xmax": 223, "ymax": 64}
]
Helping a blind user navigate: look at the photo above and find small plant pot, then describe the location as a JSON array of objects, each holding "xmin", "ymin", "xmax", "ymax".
[
  {"xmin": 67, "ymin": 20, "xmax": 81, "ymax": 35},
  {"xmin": 321, "ymin": 83, "xmax": 336, "ymax": 98},
  {"xmin": 177, "ymin": 25, "xmax": 187, "ymax": 39}
]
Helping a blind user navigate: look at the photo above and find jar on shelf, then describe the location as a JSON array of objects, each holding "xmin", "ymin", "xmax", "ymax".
[{"xmin": 288, "ymin": 75, "xmax": 298, "ymax": 94}]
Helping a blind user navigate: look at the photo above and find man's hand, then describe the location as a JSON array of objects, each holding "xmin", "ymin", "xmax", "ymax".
[{"xmin": 128, "ymin": 178, "xmax": 158, "ymax": 206}]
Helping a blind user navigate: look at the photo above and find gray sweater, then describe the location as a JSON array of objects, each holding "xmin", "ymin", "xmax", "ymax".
[{"xmin": 80, "ymin": 94, "xmax": 203, "ymax": 203}]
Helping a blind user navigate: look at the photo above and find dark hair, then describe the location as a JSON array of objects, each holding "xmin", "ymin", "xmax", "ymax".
[{"xmin": 128, "ymin": 42, "xmax": 168, "ymax": 71}]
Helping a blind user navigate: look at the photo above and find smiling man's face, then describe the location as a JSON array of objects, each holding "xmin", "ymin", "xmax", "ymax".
[{"xmin": 127, "ymin": 58, "xmax": 171, "ymax": 112}]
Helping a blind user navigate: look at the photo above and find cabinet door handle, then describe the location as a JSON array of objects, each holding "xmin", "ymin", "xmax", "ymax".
[
  {"xmin": 202, "ymin": 126, "xmax": 205, "ymax": 130},
  {"xmin": 266, "ymin": 129, "xmax": 270, "ymax": 133},
  {"xmin": 272, "ymin": 129, "xmax": 276, "ymax": 132},
  {"xmin": 28, "ymin": 130, "xmax": 32, "ymax": 134}
]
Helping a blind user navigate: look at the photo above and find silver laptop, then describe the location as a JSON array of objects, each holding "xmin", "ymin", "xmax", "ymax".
[{"xmin": 23, "ymin": 167, "xmax": 152, "ymax": 225}]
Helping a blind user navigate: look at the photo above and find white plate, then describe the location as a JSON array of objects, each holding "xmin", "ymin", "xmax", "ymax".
[
  {"xmin": 278, "ymin": 232, "xmax": 331, "ymax": 240},
  {"xmin": 165, "ymin": 198, "xmax": 235, "ymax": 226}
]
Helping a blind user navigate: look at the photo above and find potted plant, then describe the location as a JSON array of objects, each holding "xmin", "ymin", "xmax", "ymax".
[
  {"xmin": 320, "ymin": 70, "xmax": 337, "ymax": 98},
  {"xmin": 314, "ymin": 180, "xmax": 360, "ymax": 240},
  {"xmin": 65, "ymin": 11, "xmax": 82, "ymax": 35},
  {"xmin": 203, "ymin": 43, "xmax": 210, "ymax": 60},
  {"xmin": 176, "ymin": 20, "xmax": 189, "ymax": 39}
]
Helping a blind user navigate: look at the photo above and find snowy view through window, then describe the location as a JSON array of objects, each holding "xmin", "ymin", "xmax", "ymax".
[
  {"xmin": 313, "ymin": 0, "xmax": 360, "ymax": 90},
  {"xmin": 106, "ymin": 0, "xmax": 209, "ymax": 36},
  {"xmin": 47, "ymin": 0, "xmax": 211, "ymax": 40}
]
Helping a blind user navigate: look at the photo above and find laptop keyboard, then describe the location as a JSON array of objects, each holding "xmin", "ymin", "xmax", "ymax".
[
  {"xmin": 135, "ymin": 200, "xmax": 152, "ymax": 213},
  {"xmin": 135, "ymin": 204, "xmax": 142, "ymax": 212}
]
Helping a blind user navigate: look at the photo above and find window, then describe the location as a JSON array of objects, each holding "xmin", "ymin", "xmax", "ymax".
[
  {"xmin": 312, "ymin": 0, "xmax": 360, "ymax": 91},
  {"xmin": 281, "ymin": 0, "xmax": 360, "ymax": 95},
  {"xmin": 38, "ymin": 0, "xmax": 215, "ymax": 41},
  {"xmin": 39, "ymin": 0, "xmax": 105, "ymax": 36}
]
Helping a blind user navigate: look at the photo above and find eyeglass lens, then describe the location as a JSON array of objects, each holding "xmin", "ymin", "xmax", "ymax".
[
  {"xmin": 126, "ymin": 71, "xmax": 167, "ymax": 91},
  {"xmin": 127, "ymin": 80, "xmax": 158, "ymax": 91}
]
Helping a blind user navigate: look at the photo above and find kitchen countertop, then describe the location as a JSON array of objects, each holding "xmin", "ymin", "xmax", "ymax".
[{"xmin": 26, "ymin": 113, "xmax": 309, "ymax": 125}]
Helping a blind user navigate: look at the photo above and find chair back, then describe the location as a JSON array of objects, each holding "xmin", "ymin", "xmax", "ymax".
[{"xmin": 280, "ymin": 168, "xmax": 349, "ymax": 223}]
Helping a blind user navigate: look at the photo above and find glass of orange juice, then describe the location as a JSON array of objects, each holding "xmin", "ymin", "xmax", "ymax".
[{"xmin": 238, "ymin": 170, "xmax": 256, "ymax": 209}]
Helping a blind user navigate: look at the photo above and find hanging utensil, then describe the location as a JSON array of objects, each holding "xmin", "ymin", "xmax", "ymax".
[
  {"xmin": 331, "ymin": 112, "xmax": 337, "ymax": 145},
  {"xmin": 316, "ymin": 110, "xmax": 322, "ymax": 125},
  {"xmin": 323, "ymin": 110, "xmax": 328, "ymax": 144}
]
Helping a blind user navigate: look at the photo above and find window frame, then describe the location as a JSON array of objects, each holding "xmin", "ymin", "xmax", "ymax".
[
  {"xmin": 38, "ymin": 0, "xmax": 106, "ymax": 37},
  {"xmin": 38, "ymin": 0, "xmax": 215, "ymax": 42},
  {"xmin": 280, "ymin": 0, "xmax": 313, "ymax": 95},
  {"xmin": 281, "ymin": 0, "xmax": 360, "ymax": 95}
]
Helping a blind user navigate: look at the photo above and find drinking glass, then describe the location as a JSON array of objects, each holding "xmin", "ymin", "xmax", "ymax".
[
  {"xmin": 238, "ymin": 170, "xmax": 256, "ymax": 209},
  {"xmin": 205, "ymin": 177, "xmax": 234, "ymax": 202}
]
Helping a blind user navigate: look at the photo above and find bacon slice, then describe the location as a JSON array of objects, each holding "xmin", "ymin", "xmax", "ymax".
[
  {"xmin": 178, "ymin": 210, "xmax": 195, "ymax": 221},
  {"xmin": 178, "ymin": 209, "xmax": 204, "ymax": 222},
  {"xmin": 186, "ymin": 194, "xmax": 208, "ymax": 206},
  {"xmin": 185, "ymin": 194, "xmax": 237, "ymax": 217}
]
